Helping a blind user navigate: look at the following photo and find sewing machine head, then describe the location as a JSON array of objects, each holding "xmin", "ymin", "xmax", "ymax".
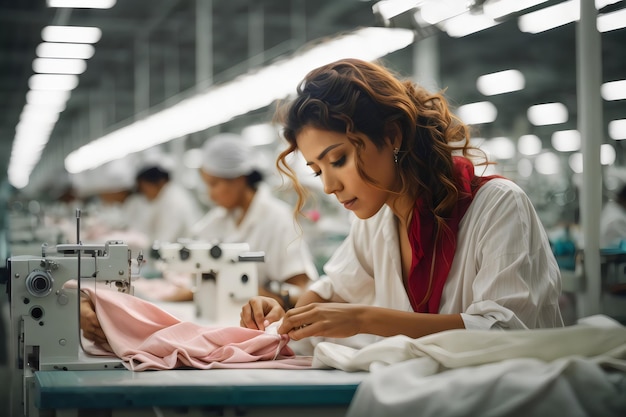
[
  {"xmin": 154, "ymin": 241, "xmax": 264, "ymax": 324},
  {"xmin": 5, "ymin": 239, "xmax": 138, "ymax": 416},
  {"xmin": 7, "ymin": 240, "xmax": 135, "ymax": 369}
]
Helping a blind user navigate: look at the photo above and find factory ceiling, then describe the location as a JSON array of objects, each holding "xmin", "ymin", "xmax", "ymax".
[{"xmin": 0, "ymin": 0, "xmax": 625, "ymax": 194}]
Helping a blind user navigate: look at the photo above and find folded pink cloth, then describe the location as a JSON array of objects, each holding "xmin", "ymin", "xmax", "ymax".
[{"xmin": 78, "ymin": 285, "xmax": 312, "ymax": 371}]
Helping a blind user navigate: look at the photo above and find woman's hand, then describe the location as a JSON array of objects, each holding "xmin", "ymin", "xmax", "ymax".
[
  {"xmin": 277, "ymin": 302, "xmax": 364, "ymax": 340},
  {"xmin": 80, "ymin": 297, "xmax": 108, "ymax": 345},
  {"xmin": 240, "ymin": 296, "xmax": 285, "ymax": 331}
]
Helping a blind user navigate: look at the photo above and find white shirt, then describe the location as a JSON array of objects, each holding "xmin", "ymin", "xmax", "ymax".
[
  {"xmin": 192, "ymin": 185, "xmax": 319, "ymax": 286},
  {"xmin": 148, "ymin": 182, "xmax": 201, "ymax": 244},
  {"xmin": 310, "ymin": 179, "xmax": 564, "ymax": 334},
  {"xmin": 93, "ymin": 193, "xmax": 151, "ymax": 233},
  {"xmin": 599, "ymin": 200, "xmax": 626, "ymax": 248}
]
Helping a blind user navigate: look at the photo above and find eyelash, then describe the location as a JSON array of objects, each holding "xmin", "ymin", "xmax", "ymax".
[{"xmin": 313, "ymin": 155, "xmax": 346, "ymax": 177}]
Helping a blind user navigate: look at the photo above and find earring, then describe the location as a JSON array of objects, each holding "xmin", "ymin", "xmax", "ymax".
[{"xmin": 393, "ymin": 147, "xmax": 400, "ymax": 164}]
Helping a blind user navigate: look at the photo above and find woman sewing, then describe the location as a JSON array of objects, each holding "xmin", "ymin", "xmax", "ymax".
[
  {"xmin": 240, "ymin": 58, "xmax": 564, "ymax": 342},
  {"xmin": 188, "ymin": 132, "xmax": 319, "ymax": 306}
]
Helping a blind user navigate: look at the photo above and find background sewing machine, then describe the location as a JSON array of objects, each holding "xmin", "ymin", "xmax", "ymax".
[
  {"xmin": 5, "ymin": 239, "xmax": 136, "ymax": 417},
  {"xmin": 154, "ymin": 241, "xmax": 264, "ymax": 325}
]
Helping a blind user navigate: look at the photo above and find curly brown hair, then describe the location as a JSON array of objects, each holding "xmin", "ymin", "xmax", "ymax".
[{"xmin": 275, "ymin": 58, "xmax": 487, "ymax": 235}]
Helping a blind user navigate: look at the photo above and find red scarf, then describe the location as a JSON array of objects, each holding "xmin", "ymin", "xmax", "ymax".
[{"xmin": 407, "ymin": 157, "xmax": 501, "ymax": 313}]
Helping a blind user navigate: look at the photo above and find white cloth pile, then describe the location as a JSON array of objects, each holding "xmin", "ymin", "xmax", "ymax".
[{"xmin": 311, "ymin": 315, "xmax": 626, "ymax": 417}]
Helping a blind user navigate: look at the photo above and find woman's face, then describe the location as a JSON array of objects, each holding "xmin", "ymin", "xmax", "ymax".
[
  {"xmin": 200, "ymin": 169, "xmax": 247, "ymax": 210},
  {"xmin": 296, "ymin": 126, "xmax": 398, "ymax": 219},
  {"xmin": 136, "ymin": 180, "xmax": 161, "ymax": 201}
]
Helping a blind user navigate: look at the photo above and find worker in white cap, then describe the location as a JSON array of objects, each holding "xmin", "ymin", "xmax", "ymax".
[
  {"xmin": 87, "ymin": 157, "xmax": 150, "ymax": 236},
  {"xmin": 188, "ymin": 132, "xmax": 318, "ymax": 308},
  {"xmin": 135, "ymin": 151, "xmax": 201, "ymax": 246}
]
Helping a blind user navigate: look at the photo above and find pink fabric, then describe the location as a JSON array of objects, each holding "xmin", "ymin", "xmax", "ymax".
[{"xmin": 77, "ymin": 285, "xmax": 312, "ymax": 371}]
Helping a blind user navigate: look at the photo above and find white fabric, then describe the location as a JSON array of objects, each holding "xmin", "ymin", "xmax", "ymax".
[
  {"xmin": 313, "ymin": 314, "xmax": 626, "ymax": 371},
  {"xmin": 308, "ymin": 179, "xmax": 563, "ymax": 349},
  {"xmin": 147, "ymin": 182, "xmax": 201, "ymax": 244},
  {"xmin": 600, "ymin": 200, "xmax": 626, "ymax": 248},
  {"xmin": 192, "ymin": 185, "xmax": 319, "ymax": 286},
  {"xmin": 315, "ymin": 315, "xmax": 626, "ymax": 417}
]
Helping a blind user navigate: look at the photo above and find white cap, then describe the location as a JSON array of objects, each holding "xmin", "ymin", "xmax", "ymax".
[
  {"xmin": 201, "ymin": 133, "xmax": 257, "ymax": 178},
  {"xmin": 137, "ymin": 147, "xmax": 175, "ymax": 175},
  {"xmin": 75, "ymin": 157, "xmax": 137, "ymax": 196}
]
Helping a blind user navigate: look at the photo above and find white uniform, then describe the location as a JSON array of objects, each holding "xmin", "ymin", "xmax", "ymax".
[
  {"xmin": 192, "ymin": 185, "xmax": 319, "ymax": 286},
  {"xmin": 599, "ymin": 200, "xmax": 626, "ymax": 248},
  {"xmin": 147, "ymin": 182, "xmax": 201, "ymax": 244},
  {"xmin": 310, "ymin": 179, "xmax": 563, "ymax": 335},
  {"xmin": 93, "ymin": 193, "xmax": 151, "ymax": 233}
]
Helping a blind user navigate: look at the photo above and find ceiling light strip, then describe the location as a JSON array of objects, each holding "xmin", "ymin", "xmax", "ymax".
[{"xmin": 64, "ymin": 27, "xmax": 415, "ymax": 174}]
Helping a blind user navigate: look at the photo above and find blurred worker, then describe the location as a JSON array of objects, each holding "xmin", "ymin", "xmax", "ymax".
[
  {"xmin": 135, "ymin": 159, "xmax": 201, "ymax": 245},
  {"xmin": 82, "ymin": 158, "xmax": 151, "ymax": 252},
  {"xmin": 189, "ymin": 133, "xmax": 318, "ymax": 308},
  {"xmin": 600, "ymin": 182, "xmax": 626, "ymax": 248}
]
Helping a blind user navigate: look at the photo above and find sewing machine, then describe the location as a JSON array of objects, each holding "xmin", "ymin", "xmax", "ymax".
[
  {"xmin": 154, "ymin": 241, "xmax": 264, "ymax": 325},
  {"xmin": 5, "ymin": 239, "xmax": 137, "ymax": 417}
]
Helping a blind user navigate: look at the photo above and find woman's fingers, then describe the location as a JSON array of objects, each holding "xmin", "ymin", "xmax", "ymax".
[
  {"xmin": 277, "ymin": 303, "xmax": 359, "ymax": 340},
  {"xmin": 278, "ymin": 304, "xmax": 314, "ymax": 334},
  {"xmin": 240, "ymin": 296, "xmax": 285, "ymax": 331}
]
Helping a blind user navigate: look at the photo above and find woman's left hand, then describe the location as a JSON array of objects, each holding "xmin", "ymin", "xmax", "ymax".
[{"xmin": 277, "ymin": 302, "xmax": 364, "ymax": 340}]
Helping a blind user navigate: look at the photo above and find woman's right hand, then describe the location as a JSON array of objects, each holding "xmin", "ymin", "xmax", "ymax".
[{"xmin": 240, "ymin": 296, "xmax": 285, "ymax": 331}]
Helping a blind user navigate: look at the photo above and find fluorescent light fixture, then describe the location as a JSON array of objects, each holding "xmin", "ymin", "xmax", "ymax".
[
  {"xmin": 518, "ymin": 134, "xmax": 542, "ymax": 155},
  {"xmin": 26, "ymin": 89, "xmax": 70, "ymax": 106},
  {"xmin": 441, "ymin": 13, "xmax": 498, "ymax": 37},
  {"xmin": 476, "ymin": 69, "xmax": 525, "ymax": 96},
  {"xmin": 518, "ymin": 0, "xmax": 619, "ymax": 33},
  {"xmin": 601, "ymin": 80, "xmax": 626, "ymax": 101},
  {"xmin": 483, "ymin": 0, "xmax": 549, "ymax": 20},
  {"xmin": 420, "ymin": 0, "xmax": 468, "ymax": 25},
  {"xmin": 601, "ymin": 143, "xmax": 616, "ymax": 165},
  {"xmin": 8, "ymin": 121, "xmax": 54, "ymax": 188},
  {"xmin": 456, "ymin": 101, "xmax": 497, "ymax": 125},
  {"xmin": 568, "ymin": 152, "xmax": 583, "ymax": 173},
  {"xmin": 518, "ymin": 0, "xmax": 577, "ymax": 33},
  {"xmin": 372, "ymin": 0, "xmax": 420, "ymax": 22},
  {"xmin": 483, "ymin": 136, "xmax": 516, "ymax": 160},
  {"xmin": 64, "ymin": 27, "xmax": 415, "ymax": 174},
  {"xmin": 20, "ymin": 106, "xmax": 61, "ymax": 124},
  {"xmin": 608, "ymin": 119, "xmax": 626, "ymax": 140},
  {"xmin": 41, "ymin": 26, "xmax": 102, "ymax": 43},
  {"xmin": 527, "ymin": 102, "xmax": 568, "ymax": 126},
  {"xmin": 596, "ymin": 0, "xmax": 622, "ymax": 8},
  {"xmin": 47, "ymin": 0, "xmax": 116, "ymax": 8},
  {"xmin": 551, "ymin": 129, "xmax": 581, "ymax": 152},
  {"xmin": 535, "ymin": 152, "xmax": 560, "ymax": 175},
  {"xmin": 36, "ymin": 42, "xmax": 95, "ymax": 59},
  {"xmin": 29, "ymin": 74, "xmax": 79, "ymax": 91},
  {"xmin": 598, "ymin": 8, "xmax": 626, "ymax": 32},
  {"xmin": 33, "ymin": 58, "xmax": 87, "ymax": 75},
  {"xmin": 241, "ymin": 123, "xmax": 279, "ymax": 146}
]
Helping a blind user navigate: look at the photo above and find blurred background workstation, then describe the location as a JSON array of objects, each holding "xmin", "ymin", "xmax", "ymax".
[{"xmin": 1, "ymin": 0, "xmax": 625, "ymax": 416}]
